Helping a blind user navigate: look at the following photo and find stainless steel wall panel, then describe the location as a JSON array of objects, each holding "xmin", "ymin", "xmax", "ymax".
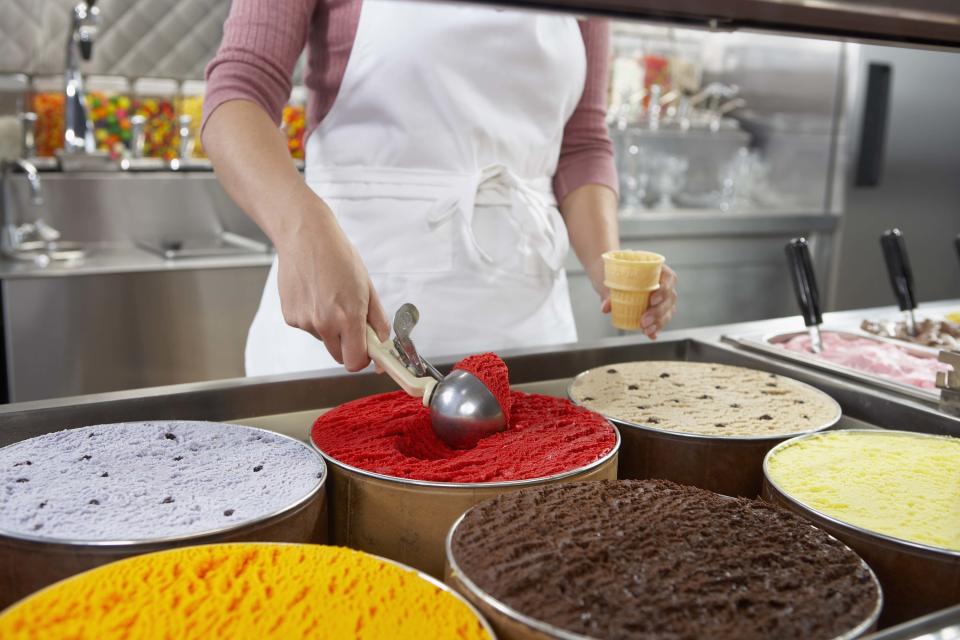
[
  {"xmin": 835, "ymin": 44, "xmax": 960, "ymax": 309},
  {"xmin": 3, "ymin": 266, "xmax": 267, "ymax": 402},
  {"xmin": 4, "ymin": 172, "xmax": 265, "ymax": 245},
  {"xmin": 568, "ymin": 214, "xmax": 838, "ymax": 341}
]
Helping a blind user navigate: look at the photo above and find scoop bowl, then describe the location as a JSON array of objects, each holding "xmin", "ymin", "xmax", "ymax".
[
  {"xmin": 365, "ymin": 324, "xmax": 506, "ymax": 449},
  {"xmin": 429, "ymin": 369, "xmax": 507, "ymax": 449}
]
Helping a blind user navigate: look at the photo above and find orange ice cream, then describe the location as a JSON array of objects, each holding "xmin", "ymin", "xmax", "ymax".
[{"xmin": 0, "ymin": 544, "xmax": 492, "ymax": 640}]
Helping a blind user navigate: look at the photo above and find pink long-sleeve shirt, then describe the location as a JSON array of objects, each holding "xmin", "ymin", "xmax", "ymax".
[{"xmin": 203, "ymin": 0, "xmax": 617, "ymax": 203}]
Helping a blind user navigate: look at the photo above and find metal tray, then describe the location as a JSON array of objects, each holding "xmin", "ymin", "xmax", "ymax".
[
  {"xmin": 726, "ymin": 329, "xmax": 943, "ymax": 404},
  {"xmin": 137, "ymin": 231, "xmax": 270, "ymax": 260}
]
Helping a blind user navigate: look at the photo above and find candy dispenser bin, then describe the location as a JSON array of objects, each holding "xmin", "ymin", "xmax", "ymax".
[
  {"xmin": 176, "ymin": 80, "xmax": 206, "ymax": 159},
  {"xmin": 133, "ymin": 78, "xmax": 179, "ymax": 161},
  {"xmin": 86, "ymin": 76, "xmax": 132, "ymax": 159},
  {"xmin": 30, "ymin": 77, "xmax": 64, "ymax": 158}
]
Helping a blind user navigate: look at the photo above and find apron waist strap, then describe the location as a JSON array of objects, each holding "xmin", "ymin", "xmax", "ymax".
[{"xmin": 304, "ymin": 164, "xmax": 565, "ymax": 273}]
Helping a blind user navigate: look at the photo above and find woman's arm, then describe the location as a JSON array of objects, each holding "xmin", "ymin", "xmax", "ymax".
[
  {"xmin": 202, "ymin": 0, "xmax": 387, "ymax": 371},
  {"xmin": 204, "ymin": 102, "xmax": 388, "ymax": 370},
  {"xmin": 559, "ymin": 183, "xmax": 618, "ymax": 308},
  {"xmin": 557, "ymin": 18, "xmax": 678, "ymax": 339}
]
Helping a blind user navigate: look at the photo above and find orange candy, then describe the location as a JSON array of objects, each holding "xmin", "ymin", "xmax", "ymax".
[{"xmin": 31, "ymin": 93, "xmax": 64, "ymax": 157}]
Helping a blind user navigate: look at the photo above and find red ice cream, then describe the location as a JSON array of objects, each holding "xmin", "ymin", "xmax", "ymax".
[{"xmin": 311, "ymin": 354, "xmax": 616, "ymax": 483}]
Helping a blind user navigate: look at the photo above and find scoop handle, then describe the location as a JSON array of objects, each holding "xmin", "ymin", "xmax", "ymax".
[
  {"xmin": 954, "ymin": 234, "xmax": 960, "ymax": 269},
  {"xmin": 785, "ymin": 237, "xmax": 823, "ymax": 328},
  {"xmin": 881, "ymin": 228, "xmax": 916, "ymax": 312},
  {"xmin": 366, "ymin": 325, "xmax": 436, "ymax": 404}
]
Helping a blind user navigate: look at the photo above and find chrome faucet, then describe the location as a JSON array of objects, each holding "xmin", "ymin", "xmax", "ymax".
[
  {"xmin": 1, "ymin": 159, "xmax": 46, "ymax": 257},
  {"xmin": 63, "ymin": 0, "xmax": 100, "ymax": 154}
]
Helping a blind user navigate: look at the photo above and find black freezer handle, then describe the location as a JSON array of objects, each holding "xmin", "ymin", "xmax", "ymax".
[
  {"xmin": 785, "ymin": 238, "xmax": 823, "ymax": 328},
  {"xmin": 881, "ymin": 228, "xmax": 917, "ymax": 313}
]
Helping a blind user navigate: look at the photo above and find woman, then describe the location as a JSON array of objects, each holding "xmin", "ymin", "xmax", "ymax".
[{"xmin": 202, "ymin": 0, "xmax": 678, "ymax": 375}]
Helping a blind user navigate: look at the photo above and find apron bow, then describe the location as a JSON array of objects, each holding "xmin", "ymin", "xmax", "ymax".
[{"xmin": 426, "ymin": 164, "xmax": 566, "ymax": 272}]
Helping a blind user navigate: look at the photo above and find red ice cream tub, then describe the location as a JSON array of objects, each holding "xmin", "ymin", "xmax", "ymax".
[{"xmin": 310, "ymin": 354, "xmax": 620, "ymax": 578}]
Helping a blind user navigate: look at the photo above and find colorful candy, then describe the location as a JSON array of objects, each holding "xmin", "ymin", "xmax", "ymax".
[
  {"xmin": 28, "ymin": 82, "xmax": 307, "ymax": 162},
  {"xmin": 86, "ymin": 91, "xmax": 132, "ymax": 159},
  {"xmin": 31, "ymin": 93, "xmax": 64, "ymax": 157},
  {"xmin": 134, "ymin": 96, "xmax": 178, "ymax": 160}
]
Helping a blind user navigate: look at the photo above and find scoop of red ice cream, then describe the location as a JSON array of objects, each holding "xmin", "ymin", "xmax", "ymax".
[
  {"xmin": 452, "ymin": 353, "xmax": 511, "ymax": 424},
  {"xmin": 311, "ymin": 391, "xmax": 615, "ymax": 483},
  {"xmin": 311, "ymin": 351, "xmax": 615, "ymax": 482}
]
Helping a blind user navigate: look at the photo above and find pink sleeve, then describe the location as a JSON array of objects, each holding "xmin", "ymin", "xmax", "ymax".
[
  {"xmin": 202, "ymin": 0, "xmax": 317, "ymax": 131},
  {"xmin": 553, "ymin": 19, "xmax": 618, "ymax": 204}
]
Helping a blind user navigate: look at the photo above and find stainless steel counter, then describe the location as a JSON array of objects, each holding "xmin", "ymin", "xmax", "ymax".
[
  {"xmin": 616, "ymin": 210, "xmax": 839, "ymax": 237},
  {"xmin": 1, "ymin": 300, "xmax": 956, "ymax": 447},
  {"xmin": 0, "ymin": 301, "xmax": 957, "ymax": 636},
  {"xmin": 0, "ymin": 244, "xmax": 273, "ymax": 280}
]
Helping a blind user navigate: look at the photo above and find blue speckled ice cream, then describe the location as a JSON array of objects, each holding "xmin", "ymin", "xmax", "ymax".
[{"xmin": 0, "ymin": 421, "xmax": 324, "ymax": 542}]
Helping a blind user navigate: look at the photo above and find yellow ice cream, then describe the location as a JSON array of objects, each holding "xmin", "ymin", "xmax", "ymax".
[
  {"xmin": 766, "ymin": 431, "xmax": 960, "ymax": 550},
  {"xmin": 0, "ymin": 544, "xmax": 492, "ymax": 640}
]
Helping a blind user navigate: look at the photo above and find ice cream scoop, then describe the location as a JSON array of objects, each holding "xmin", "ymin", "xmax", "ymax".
[
  {"xmin": 365, "ymin": 319, "xmax": 506, "ymax": 450},
  {"xmin": 785, "ymin": 237, "xmax": 823, "ymax": 353},
  {"xmin": 881, "ymin": 228, "xmax": 918, "ymax": 335}
]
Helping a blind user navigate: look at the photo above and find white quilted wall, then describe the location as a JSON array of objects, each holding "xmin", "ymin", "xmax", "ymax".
[{"xmin": 0, "ymin": 0, "xmax": 234, "ymax": 80}]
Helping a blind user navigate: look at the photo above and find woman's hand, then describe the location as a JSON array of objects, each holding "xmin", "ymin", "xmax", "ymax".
[
  {"xmin": 275, "ymin": 205, "xmax": 390, "ymax": 372},
  {"xmin": 640, "ymin": 265, "xmax": 678, "ymax": 339},
  {"xmin": 600, "ymin": 264, "xmax": 678, "ymax": 340}
]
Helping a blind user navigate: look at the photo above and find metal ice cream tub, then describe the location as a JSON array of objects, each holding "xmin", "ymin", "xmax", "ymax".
[
  {"xmin": 567, "ymin": 365, "xmax": 841, "ymax": 497},
  {"xmin": 312, "ymin": 427, "xmax": 619, "ymax": 579},
  {"xmin": 444, "ymin": 501, "xmax": 882, "ymax": 640},
  {"xmin": 762, "ymin": 430, "xmax": 960, "ymax": 626},
  {"xmin": 0, "ymin": 422, "xmax": 327, "ymax": 608}
]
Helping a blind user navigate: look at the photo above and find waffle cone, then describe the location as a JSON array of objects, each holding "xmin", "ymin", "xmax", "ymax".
[
  {"xmin": 603, "ymin": 250, "xmax": 665, "ymax": 291},
  {"xmin": 609, "ymin": 285, "xmax": 658, "ymax": 330}
]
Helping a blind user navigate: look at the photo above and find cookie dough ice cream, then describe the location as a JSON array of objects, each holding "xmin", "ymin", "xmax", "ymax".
[
  {"xmin": 0, "ymin": 421, "xmax": 324, "ymax": 541},
  {"xmin": 569, "ymin": 361, "xmax": 838, "ymax": 436},
  {"xmin": 312, "ymin": 354, "xmax": 616, "ymax": 483},
  {"xmin": 0, "ymin": 544, "xmax": 492, "ymax": 639},
  {"xmin": 766, "ymin": 430, "xmax": 960, "ymax": 550},
  {"xmin": 450, "ymin": 479, "xmax": 880, "ymax": 639}
]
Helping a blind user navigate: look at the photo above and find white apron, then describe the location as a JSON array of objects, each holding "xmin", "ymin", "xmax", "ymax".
[{"xmin": 246, "ymin": 0, "xmax": 587, "ymax": 375}]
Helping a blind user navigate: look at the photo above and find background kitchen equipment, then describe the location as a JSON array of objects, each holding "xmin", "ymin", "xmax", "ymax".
[
  {"xmin": 0, "ymin": 2, "xmax": 953, "ymax": 400},
  {"xmin": 607, "ymin": 25, "xmax": 844, "ymax": 216}
]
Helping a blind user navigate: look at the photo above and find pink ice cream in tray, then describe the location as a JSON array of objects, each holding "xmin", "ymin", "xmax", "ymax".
[{"xmin": 779, "ymin": 331, "xmax": 950, "ymax": 390}]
